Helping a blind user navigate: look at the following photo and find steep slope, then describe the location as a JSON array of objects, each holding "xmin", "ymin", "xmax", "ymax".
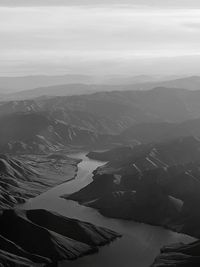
[
  {"xmin": 1, "ymin": 87, "xmax": 199, "ymax": 136},
  {"xmin": 0, "ymin": 153, "xmax": 80, "ymax": 209},
  {"xmin": 121, "ymin": 117, "xmax": 200, "ymax": 144},
  {"xmin": 0, "ymin": 112, "xmax": 112, "ymax": 153},
  {"xmin": 0, "ymin": 250, "xmax": 46, "ymax": 267},
  {"xmin": 88, "ymin": 136, "xmax": 200, "ymax": 169},
  {"xmin": 65, "ymin": 137, "xmax": 200, "ymax": 237},
  {"xmin": 0, "ymin": 234, "xmax": 50, "ymax": 267},
  {"xmin": 0, "ymin": 209, "xmax": 120, "ymax": 266},
  {"xmin": 151, "ymin": 241, "xmax": 200, "ymax": 267},
  {"xmin": 1, "ymin": 88, "xmax": 200, "ymax": 151}
]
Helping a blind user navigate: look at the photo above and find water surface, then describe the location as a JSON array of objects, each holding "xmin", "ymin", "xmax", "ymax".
[{"xmin": 21, "ymin": 152, "xmax": 195, "ymax": 267}]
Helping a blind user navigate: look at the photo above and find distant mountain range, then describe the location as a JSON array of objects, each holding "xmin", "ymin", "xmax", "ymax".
[
  {"xmin": 1, "ymin": 75, "xmax": 200, "ymax": 100},
  {"xmin": 130, "ymin": 75, "xmax": 200, "ymax": 91},
  {"xmin": 0, "ymin": 74, "xmax": 94, "ymax": 93},
  {"xmin": 0, "ymin": 74, "xmax": 179, "ymax": 93}
]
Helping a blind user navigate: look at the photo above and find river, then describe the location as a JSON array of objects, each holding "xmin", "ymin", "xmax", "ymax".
[{"xmin": 21, "ymin": 152, "xmax": 195, "ymax": 267}]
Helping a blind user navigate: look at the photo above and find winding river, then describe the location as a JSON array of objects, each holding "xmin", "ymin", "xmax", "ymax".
[{"xmin": 21, "ymin": 152, "xmax": 195, "ymax": 267}]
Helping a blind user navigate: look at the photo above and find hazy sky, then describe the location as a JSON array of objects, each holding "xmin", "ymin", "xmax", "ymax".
[{"xmin": 1, "ymin": 0, "xmax": 200, "ymax": 76}]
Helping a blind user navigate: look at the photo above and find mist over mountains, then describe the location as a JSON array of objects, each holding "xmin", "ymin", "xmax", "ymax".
[
  {"xmin": 1, "ymin": 75, "xmax": 200, "ymax": 100},
  {"xmin": 1, "ymin": 78, "xmax": 200, "ymax": 267},
  {"xmin": 2, "ymin": 1, "xmax": 200, "ymax": 266}
]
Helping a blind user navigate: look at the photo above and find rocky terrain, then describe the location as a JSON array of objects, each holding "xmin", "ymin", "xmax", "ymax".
[
  {"xmin": 0, "ymin": 112, "xmax": 114, "ymax": 154},
  {"xmin": 151, "ymin": 241, "xmax": 200, "ymax": 267},
  {"xmin": 65, "ymin": 136, "xmax": 200, "ymax": 267},
  {"xmin": 2, "ymin": 87, "xmax": 200, "ymax": 154},
  {"xmin": 120, "ymin": 118, "xmax": 200, "ymax": 144},
  {"xmin": 2, "ymin": 87, "xmax": 200, "ymax": 136},
  {"xmin": 0, "ymin": 141, "xmax": 122, "ymax": 267},
  {"xmin": 0, "ymin": 153, "xmax": 80, "ymax": 209},
  {"xmin": 66, "ymin": 136, "xmax": 200, "ymax": 237},
  {"xmin": 2, "ymin": 87, "xmax": 200, "ymax": 266},
  {"xmin": 0, "ymin": 209, "xmax": 120, "ymax": 266},
  {"xmin": 2, "ymin": 110, "xmax": 200, "ymax": 155}
]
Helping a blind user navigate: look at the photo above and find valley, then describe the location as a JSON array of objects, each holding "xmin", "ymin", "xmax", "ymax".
[
  {"xmin": 1, "ymin": 87, "xmax": 200, "ymax": 266},
  {"xmin": 2, "ymin": 2, "xmax": 200, "ymax": 266},
  {"xmin": 20, "ymin": 152, "xmax": 195, "ymax": 267}
]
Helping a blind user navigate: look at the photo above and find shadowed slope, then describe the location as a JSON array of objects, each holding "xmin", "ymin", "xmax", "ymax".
[{"xmin": 0, "ymin": 209, "xmax": 120, "ymax": 266}]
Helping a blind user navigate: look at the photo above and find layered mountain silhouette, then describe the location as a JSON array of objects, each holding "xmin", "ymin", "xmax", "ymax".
[
  {"xmin": 3, "ymin": 75, "xmax": 200, "ymax": 98},
  {"xmin": 0, "ymin": 74, "xmax": 94, "ymax": 93}
]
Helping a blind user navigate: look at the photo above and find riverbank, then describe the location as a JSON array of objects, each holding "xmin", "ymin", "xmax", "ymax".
[
  {"xmin": 20, "ymin": 152, "xmax": 195, "ymax": 267},
  {"xmin": 0, "ymin": 152, "xmax": 121, "ymax": 266}
]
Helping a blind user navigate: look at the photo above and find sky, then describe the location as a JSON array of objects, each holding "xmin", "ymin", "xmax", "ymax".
[{"xmin": 1, "ymin": 0, "xmax": 200, "ymax": 76}]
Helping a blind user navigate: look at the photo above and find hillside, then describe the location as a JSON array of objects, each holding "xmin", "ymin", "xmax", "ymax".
[
  {"xmin": 1, "ymin": 88, "xmax": 200, "ymax": 137},
  {"xmin": 66, "ymin": 137, "xmax": 200, "ymax": 237},
  {"xmin": 2, "ymin": 88, "xmax": 200, "ymax": 151},
  {"xmin": 0, "ymin": 209, "xmax": 120, "ymax": 266},
  {"xmin": 0, "ymin": 153, "xmax": 80, "ymax": 209},
  {"xmin": 0, "ymin": 112, "xmax": 112, "ymax": 153},
  {"xmin": 151, "ymin": 241, "xmax": 200, "ymax": 267},
  {"xmin": 120, "ymin": 118, "xmax": 200, "ymax": 143}
]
